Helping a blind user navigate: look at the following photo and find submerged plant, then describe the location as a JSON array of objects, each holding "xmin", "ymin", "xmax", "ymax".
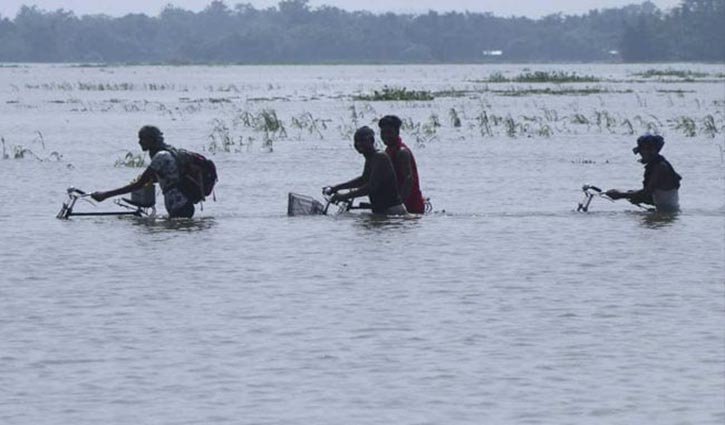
[
  {"xmin": 33, "ymin": 131, "xmax": 45, "ymax": 149},
  {"xmin": 207, "ymin": 118, "xmax": 237, "ymax": 153},
  {"xmin": 671, "ymin": 116, "xmax": 697, "ymax": 137},
  {"xmin": 571, "ymin": 114, "xmax": 590, "ymax": 125},
  {"xmin": 400, "ymin": 117, "xmax": 417, "ymax": 131},
  {"xmin": 513, "ymin": 71, "xmax": 600, "ymax": 83},
  {"xmin": 701, "ymin": 115, "xmax": 719, "ymax": 138},
  {"xmin": 257, "ymin": 109, "xmax": 286, "ymax": 137},
  {"xmin": 114, "ymin": 151, "xmax": 145, "ymax": 167},
  {"xmin": 635, "ymin": 69, "xmax": 708, "ymax": 79},
  {"xmin": 541, "ymin": 107, "xmax": 558, "ymax": 122},
  {"xmin": 2, "ymin": 134, "xmax": 65, "ymax": 162},
  {"xmin": 290, "ymin": 112, "xmax": 328, "ymax": 139},
  {"xmin": 476, "ymin": 110, "xmax": 493, "ymax": 137},
  {"xmin": 487, "ymin": 72, "xmax": 509, "ymax": 83},
  {"xmin": 620, "ymin": 119, "xmax": 635, "ymax": 135},
  {"xmin": 594, "ymin": 110, "xmax": 617, "ymax": 133},
  {"xmin": 13, "ymin": 146, "xmax": 38, "ymax": 159},
  {"xmin": 504, "ymin": 115, "xmax": 517, "ymax": 137},
  {"xmin": 354, "ymin": 86, "xmax": 435, "ymax": 101},
  {"xmin": 349, "ymin": 104, "xmax": 359, "ymax": 127},
  {"xmin": 537, "ymin": 123, "xmax": 554, "ymax": 138},
  {"xmin": 449, "ymin": 108, "xmax": 462, "ymax": 127}
]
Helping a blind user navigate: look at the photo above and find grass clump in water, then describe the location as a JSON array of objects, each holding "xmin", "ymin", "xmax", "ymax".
[
  {"xmin": 477, "ymin": 71, "xmax": 599, "ymax": 83},
  {"xmin": 670, "ymin": 116, "xmax": 697, "ymax": 137},
  {"xmin": 487, "ymin": 72, "xmax": 509, "ymax": 83},
  {"xmin": 206, "ymin": 109, "xmax": 288, "ymax": 153},
  {"xmin": 290, "ymin": 112, "xmax": 330, "ymax": 139},
  {"xmin": 114, "ymin": 151, "xmax": 145, "ymax": 167},
  {"xmin": 2, "ymin": 132, "xmax": 65, "ymax": 162},
  {"xmin": 635, "ymin": 69, "xmax": 709, "ymax": 79},
  {"xmin": 701, "ymin": 115, "xmax": 720, "ymax": 138},
  {"xmin": 514, "ymin": 71, "xmax": 600, "ymax": 83},
  {"xmin": 354, "ymin": 86, "xmax": 435, "ymax": 101},
  {"xmin": 493, "ymin": 87, "xmax": 630, "ymax": 96}
]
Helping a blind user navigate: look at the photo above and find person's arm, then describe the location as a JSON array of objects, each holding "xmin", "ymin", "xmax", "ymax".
[
  {"xmin": 329, "ymin": 175, "xmax": 365, "ymax": 194},
  {"xmin": 604, "ymin": 189, "xmax": 629, "ymax": 200},
  {"xmin": 606, "ymin": 188, "xmax": 648, "ymax": 204},
  {"xmin": 331, "ymin": 160, "xmax": 376, "ymax": 202},
  {"xmin": 337, "ymin": 183, "xmax": 370, "ymax": 202},
  {"xmin": 91, "ymin": 168, "xmax": 154, "ymax": 202},
  {"xmin": 606, "ymin": 164, "xmax": 668, "ymax": 205},
  {"xmin": 396, "ymin": 148, "xmax": 414, "ymax": 201}
]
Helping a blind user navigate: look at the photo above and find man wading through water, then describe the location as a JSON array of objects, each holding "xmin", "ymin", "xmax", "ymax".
[
  {"xmin": 92, "ymin": 126, "xmax": 196, "ymax": 218},
  {"xmin": 605, "ymin": 134, "xmax": 682, "ymax": 212},
  {"xmin": 324, "ymin": 126, "xmax": 407, "ymax": 215},
  {"xmin": 378, "ymin": 115, "xmax": 426, "ymax": 214}
]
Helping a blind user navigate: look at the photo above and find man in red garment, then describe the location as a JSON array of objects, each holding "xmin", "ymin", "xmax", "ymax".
[{"xmin": 378, "ymin": 115, "xmax": 425, "ymax": 214}]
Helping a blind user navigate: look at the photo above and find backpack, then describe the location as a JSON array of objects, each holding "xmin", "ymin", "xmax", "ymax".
[{"xmin": 165, "ymin": 147, "xmax": 218, "ymax": 204}]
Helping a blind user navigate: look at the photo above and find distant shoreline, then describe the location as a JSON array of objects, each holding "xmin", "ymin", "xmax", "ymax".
[{"xmin": 2, "ymin": 61, "xmax": 724, "ymax": 67}]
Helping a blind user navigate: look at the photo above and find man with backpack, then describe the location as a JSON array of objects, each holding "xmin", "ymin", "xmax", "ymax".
[{"xmin": 91, "ymin": 125, "xmax": 216, "ymax": 218}]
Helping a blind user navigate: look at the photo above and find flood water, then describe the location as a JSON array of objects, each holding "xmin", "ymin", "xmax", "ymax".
[{"xmin": 1, "ymin": 64, "xmax": 724, "ymax": 424}]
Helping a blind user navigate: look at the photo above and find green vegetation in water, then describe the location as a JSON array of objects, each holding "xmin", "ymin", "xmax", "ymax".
[
  {"xmin": 656, "ymin": 89, "xmax": 695, "ymax": 94},
  {"xmin": 206, "ymin": 109, "xmax": 289, "ymax": 153},
  {"xmin": 483, "ymin": 71, "xmax": 600, "ymax": 83},
  {"xmin": 197, "ymin": 101, "xmax": 723, "ymax": 149},
  {"xmin": 354, "ymin": 86, "xmax": 435, "ymax": 101},
  {"xmin": 664, "ymin": 114, "xmax": 721, "ymax": 139},
  {"xmin": 515, "ymin": 71, "xmax": 600, "ymax": 83},
  {"xmin": 701, "ymin": 115, "xmax": 720, "ymax": 138},
  {"xmin": 449, "ymin": 108, "xmax": 462, "ymax": 128},
  {"xmin": 432, "ymin": 89, "xmax": 471, "ymax": 98},
  {"xmin": 487, "ymin": 72, "xmax": 510, "ymax": 83},
  {"xmin": 404, "ymin": 113, "xmax": 442, "ymax": 146},
  {"xmin": 256, "ymin": 109, "xmax": 286, "ymax": 151},
  {"xmin": 114, "ymin": 151, "xmax": 146, "ymax": 167},
  {"xmin": 24, "ymin": 82, "xmax": 187, "ymax": 92},
  {"xmin": 290, "ymin": 112, "xmax": 331, "ymax": 139},
  {"xmin": 208, "ymin": 119, "xmax": 233, "ymax": 153},
  {"xmin": 2, "ymin": 133, "xmax": 65, "ymax": 162},
  {"xmin": 634, "ymin": 69, "xmax": 709, "ymax": 79},
  {"xmin": 493, "ymin": 87, "xmax": 632, "ymax": 96}
]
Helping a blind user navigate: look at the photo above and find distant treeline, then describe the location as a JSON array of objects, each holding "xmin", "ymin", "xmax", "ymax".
[{"xmin": 0, "ymin": 0, "xmax": 723, "ymax": 63}]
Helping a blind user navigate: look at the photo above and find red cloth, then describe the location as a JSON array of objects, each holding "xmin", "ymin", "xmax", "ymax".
[{"xmin": 386, "ymin": 138, "xmax": 425, "ymax": 214}]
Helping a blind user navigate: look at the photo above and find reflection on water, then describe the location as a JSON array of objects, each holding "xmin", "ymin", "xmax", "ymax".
[
  {"xmin": 637, "ymin": 210, "xmax": 680, "ymax": 228},
  {"xmin": 130, "ymin": 216, "xmax": 218, "ymax": 233},
  {"xmin": 348, "ymin": 212, "xmax": 422, "ymax": 232}
]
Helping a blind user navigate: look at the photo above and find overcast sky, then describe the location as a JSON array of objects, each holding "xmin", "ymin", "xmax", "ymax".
[{"xmin": 0, "ymin": 0, "xmax": 683, "ymax": 19}]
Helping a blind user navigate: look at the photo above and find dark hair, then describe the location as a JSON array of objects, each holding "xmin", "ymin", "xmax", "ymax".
[
  {"xmin": 138, "ymin": 125, "xmax": 164, "ymax": 145},
  {"xmin": 633, "ymin": 134, "xmax": 664, "ymax": 154},
  {"xmin": 378, "ymin": 115, "xmax": 402, "ymax": 130},
  {"xmin": 354, "ymin": 126, "xmax": 375, "ymax": 143}
]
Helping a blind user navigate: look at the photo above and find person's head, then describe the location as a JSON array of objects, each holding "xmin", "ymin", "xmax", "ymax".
[
  {"xmin": 633, "ymin": 134, "xmax": 664, "ymax": 162},
  {"xmin": 353, "ymin": 126, "xmax": 376, "ymax": 155},
  {"xmin": 138, "ymin": 125, "xmax": 164, "ymax": 151},
  {"xmin": 378, "ymin": 115, "xmax": 402, "ymax": 147}
]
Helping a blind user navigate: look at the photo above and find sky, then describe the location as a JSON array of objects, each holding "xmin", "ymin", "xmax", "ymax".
[{"xmin": 0, "ymin": 0, "xmax": 683, "ymax": 19}]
